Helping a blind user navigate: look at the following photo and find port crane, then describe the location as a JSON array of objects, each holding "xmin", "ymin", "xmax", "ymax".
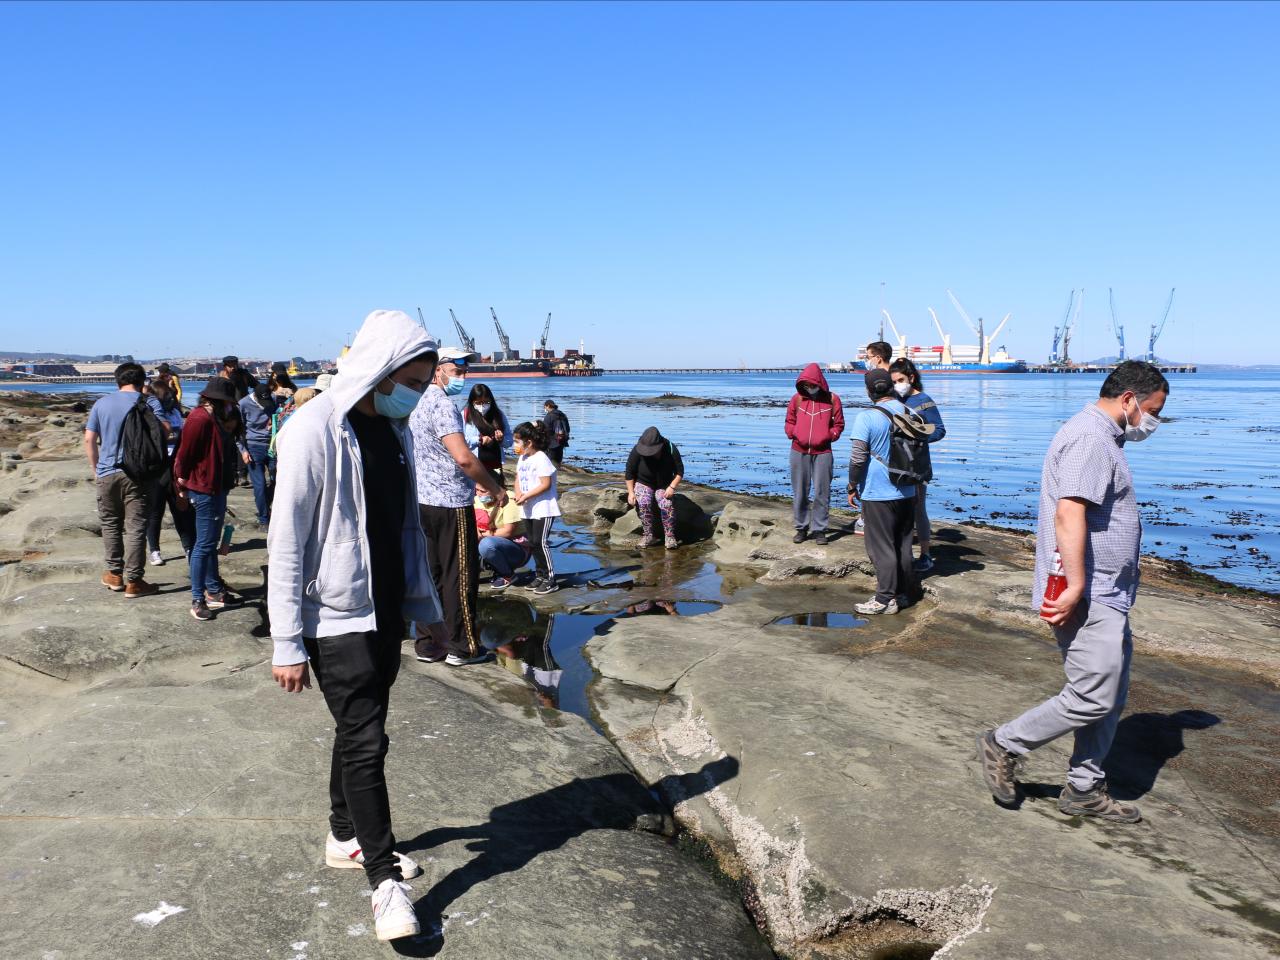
[
  {"xmin": 946, "ymin": 290, "xmax": 1011, "ymax": 365},
  {"xmin": 927, "ymin": 307, "xmax": 954, "ymax": 364},
  {"xmin": 1146, "ymin": 288, "xmax": 1175, "ymax": 362},
  {"xmin": 416, "ymin": 307, "xmax": 435, "ymax": 340},
  {"xmin": 489, "ymin": 307, "xmax": 512, "ymax": 356},
  {"xmin": 1060, "ymin": 288, "xmax": 1083, "ymax": 366},
  {"xmin": 1107, "ymin": 289, "xmax": 1126, "ymax": 361},
  {"xmin": 448, "ymin": 308, "xmax": 477, "ymax": 354},
  {"xmin": 539, "ymin": 312, "xmax": 552, "ymax": 352},
  {"xmin": 1051, "ymin": 290, "xmax": 1078, "ymax": 365},
  {"xmin": 880, "ymin": 309, "xmax": 908, "ymax": 358}
]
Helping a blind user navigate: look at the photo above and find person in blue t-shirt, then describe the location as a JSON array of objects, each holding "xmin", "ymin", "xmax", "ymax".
[
  {"xmin": 890, "ymin": 358, "xmax": 946, "ymax": 573},
  {"xmin": 83, "ymin": 362, "xmax": 169, "ymax": 596},
  {"xmin": 846, "ymin": 367, "xmax": 920, "ymax": 615}
]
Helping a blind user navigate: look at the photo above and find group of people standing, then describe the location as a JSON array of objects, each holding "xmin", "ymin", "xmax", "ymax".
[
  {"xmin": 85, "ymin": 354, "xmax": 316, "ymax": 620},
  {"xmin": 786, "ymin": 341, "xmax": 946, "ymax": 615}
]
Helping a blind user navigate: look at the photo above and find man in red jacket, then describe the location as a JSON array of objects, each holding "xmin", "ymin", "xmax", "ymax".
[{"xmin": 784, "ymin": 363, "xmax": 844, "ymax": 545}]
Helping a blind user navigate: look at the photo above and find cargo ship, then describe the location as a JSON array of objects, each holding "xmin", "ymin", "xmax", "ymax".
[
  {"xmin": 852, "ymin": 300, "xmax": 1027, "ymax": 373},
  {"xmin": 444, "ymin": 309, "xmax": 603, "ymax": 378}
]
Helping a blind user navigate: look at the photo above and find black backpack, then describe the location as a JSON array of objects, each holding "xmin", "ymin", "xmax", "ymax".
[
  {"xmin": 869, "ymin": 404, "xmax": 934, "ymax": 486},
  {"xmin": 117, "ymin": 397, "xmax": 169, "ymax": 483},
  {"xmin": 550, "ymin": 410, "xmax": 570, "ymax": 447}
]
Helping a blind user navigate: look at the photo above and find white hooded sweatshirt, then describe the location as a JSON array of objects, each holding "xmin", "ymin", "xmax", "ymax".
[{"xmin": 267, "ymin": 310, "xmax": 443, "ymax": 666}]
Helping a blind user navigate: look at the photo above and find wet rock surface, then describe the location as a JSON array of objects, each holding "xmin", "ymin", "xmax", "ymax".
[
  {"xmin": 0, "ymin": 400, "xmax": 770, "ymax": 960},
  {"xmin": 3, "ymin": 394, "xmax": 1279, "ymax": 959}
]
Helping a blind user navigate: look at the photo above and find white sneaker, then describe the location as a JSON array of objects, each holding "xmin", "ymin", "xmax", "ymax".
[
  {"xmin": 149, "ymin": 550, "xmax": 165, "ymax": 566},
  {"xmin": 325, "ymin": 833, "xmax": 422, "ymax": 880},
  {"xmin": 371, "ymin": 878, "xmax": 420, "ymax": 941},
  {"xmin": 854, "ymin": 597, "xmax": 899, "ymax": 616}
]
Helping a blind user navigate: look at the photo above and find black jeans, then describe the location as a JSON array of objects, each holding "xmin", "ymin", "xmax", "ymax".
[
  {"xmin": 146, "ymin": 477, "xmax": 196, "ymax": 556},
  {"xmin": 305, "ymin": 629, "xmax": 403, "ymax": 887},
  {"xmin": 861, "ymin": 497, "xmax": 920, "ymax": 605}
]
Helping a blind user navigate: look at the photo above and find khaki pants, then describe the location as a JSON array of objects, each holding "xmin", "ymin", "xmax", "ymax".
[{"xmin": 96, "ymin": 472, "xmax": 151, "ymax": 582}]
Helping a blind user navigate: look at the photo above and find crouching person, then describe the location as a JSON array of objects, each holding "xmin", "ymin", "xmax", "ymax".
[{"xmin": 268, "ymin": 310, "xmax": 443, "ymax": 942}]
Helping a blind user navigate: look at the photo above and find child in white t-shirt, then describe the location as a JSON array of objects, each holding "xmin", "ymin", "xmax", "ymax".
[{"xmin": 512, "ymin": 420, "xmax": 562, "ymax": 595}]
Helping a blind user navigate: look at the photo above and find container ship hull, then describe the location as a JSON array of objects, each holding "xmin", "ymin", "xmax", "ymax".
[
  {"xmin": 853, "ymin": 344, "xmax": 1027, "ymax": 374},
  {"xmin": 467, "ymin": 359, "xmax": 604, "ymax": 378}
]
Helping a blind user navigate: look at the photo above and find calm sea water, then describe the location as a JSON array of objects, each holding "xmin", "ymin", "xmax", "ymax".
[{"xmin": 6, "ymin": 370, "xmax": 1277, "ymax": 593}]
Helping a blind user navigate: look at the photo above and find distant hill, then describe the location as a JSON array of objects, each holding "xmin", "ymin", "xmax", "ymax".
[{"xmin": 0, "ymin": 350, "xmax": 100, "ymax": 361}]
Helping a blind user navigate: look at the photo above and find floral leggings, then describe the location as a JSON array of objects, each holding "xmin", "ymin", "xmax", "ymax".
[{"xmin": 635, "ymin": 482, "xmax": 676, "ymax": 540}]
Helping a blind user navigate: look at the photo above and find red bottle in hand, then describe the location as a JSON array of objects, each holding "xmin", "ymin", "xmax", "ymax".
[{"xmin": 1041, "ymin": 549, "xmax": 1067, "ymax": 621}]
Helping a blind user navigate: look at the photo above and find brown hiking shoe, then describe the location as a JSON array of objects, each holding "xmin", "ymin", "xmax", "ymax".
[
  {"xmin": 102, "ymin": 571, "xmax": 125, "ymax": 592},
  {"xmin": 1058, "ymin": 783, "xmax": 1142, "ymax": 823},
  {"xmin": 976, "ymin": 730, "xmax": 1020, "ymax": 806},
  {"xmin": 124, "ymin": 578, "xmax": 160, "ymax": 599}
]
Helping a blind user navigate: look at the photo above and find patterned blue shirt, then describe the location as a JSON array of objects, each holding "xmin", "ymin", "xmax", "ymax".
[
  {"xmin": 408, "ymin": 385, "xmax": 474, "ymax": 508},
  {"xmin": 1033, "ymin": 404, "xmax": 1141, "ymax": 613}
]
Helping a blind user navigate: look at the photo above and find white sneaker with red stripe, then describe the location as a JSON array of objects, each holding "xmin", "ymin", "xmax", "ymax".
[
  {"xmin": 371, "ymin": 878, "xmax": 420, "ymax": 941},
  {"xmin": 324, "ymin": 833, "xmax": 422, "ymax": 880}
]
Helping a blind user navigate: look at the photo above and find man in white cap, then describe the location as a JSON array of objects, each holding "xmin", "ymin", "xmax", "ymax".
[
  {"xmin": 269, "ymin": 309, "xmax": 443, "ymax": 942},
  {"xmin": 409, "ymin": 346, "xmax": 507, "ymax": 666}
]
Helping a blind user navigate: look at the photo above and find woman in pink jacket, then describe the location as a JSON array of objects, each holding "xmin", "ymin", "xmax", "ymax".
[{"xmin": 784, "ymin": 363, "xmax": 844, "ymax": 545}]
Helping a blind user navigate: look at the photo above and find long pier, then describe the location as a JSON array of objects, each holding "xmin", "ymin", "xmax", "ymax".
[
  {"xmin": 1026, "ymin": 363, "xmax": 1197, "ymax": 374},
  {"xmin": 602, "ymin": 367, "xmax": 805, "ymax": 375},
  {"xmin": 1, "ymin": 373, "xmax": 118, "ymax": 384}
]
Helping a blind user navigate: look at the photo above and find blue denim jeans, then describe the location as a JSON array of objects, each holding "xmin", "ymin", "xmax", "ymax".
[
  {"xmin": 188, "ymin": 490, "xmax": 227, "ymax": 603},
  {"xmin": 245, "ymin": 442, "xmax": 274, "ymax": 525},
  {"xmin": 479, "ymin": 536, "xmax": 528, "ymax": 578}
]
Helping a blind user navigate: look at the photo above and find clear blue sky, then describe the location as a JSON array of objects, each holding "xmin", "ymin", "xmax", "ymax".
[{"xmin": 2, "ymin": 1, "xmax": 1276, "ymax": 366}]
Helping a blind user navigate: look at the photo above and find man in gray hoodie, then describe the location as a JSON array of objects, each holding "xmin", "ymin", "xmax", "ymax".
[{"xmin": 268, "ymin": 309, "xmax": 443, "ymax": 943}]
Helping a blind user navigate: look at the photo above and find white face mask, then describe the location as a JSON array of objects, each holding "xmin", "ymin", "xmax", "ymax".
[
  {"xmin": 801, "ymin": 384, "xmax": 819, "ymax": 396},
  {"xmin": 475, "ymin": 403, "xmax": 491, "ymax": 415},
  {"xmin": 1123, "ymin": 397, "xmax": 1161, "ymax": 442},
  {"xmin": 893, "ymin": 381, "xmax": 912, "ymax": 398}
]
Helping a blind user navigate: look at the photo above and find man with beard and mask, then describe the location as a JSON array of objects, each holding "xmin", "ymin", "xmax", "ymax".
[
  {"xmin": 977, "ymin": 360, "xmax": 1169, "ymax": 824},
  {"xmin": 269, "ymin": 310, "xmax": 444, "ymax": 942},
  {"xmin": 784, "ymin": 363, "xmax": 844, "ymax": 545},
  {"xmin": 409, "ymin": 347, "xmax": 507, "ymax": 666}
]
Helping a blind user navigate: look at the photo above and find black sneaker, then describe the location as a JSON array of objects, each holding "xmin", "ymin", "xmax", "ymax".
[
  {"xmin": 190, "ymin": 600, "xmax": 213, "ymax": 622},
  {"xmin": 792, "ymin": 530, "xmax": 807, "ymax": 544},
  {"xmin": 445, "ymin": 651, "xmax": 495, "ymax": 667},
  {"xmin": 533, "ymin": 578, "xmax": 559, "ymax": 595},
  {"xmin": 814, "ymin": 532, "xmax": 829, "ymax": 546}
]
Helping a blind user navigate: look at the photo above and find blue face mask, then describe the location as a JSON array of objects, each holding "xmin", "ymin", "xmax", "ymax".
[
  {"xmin": 373, "ymin": 380, "xmax": 422, "ymax": 418},
  {"xmin": 443, "ymin": 375, "xmax": 466, "ymax": 397}
]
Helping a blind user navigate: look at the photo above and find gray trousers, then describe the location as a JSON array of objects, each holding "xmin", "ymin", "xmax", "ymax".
[
  {"xmin": 96, "ymin": 472, "xmax": 151, "ymax": 582},
  {"xmin": 861, "ymin": 497, "xmax": 919, "ymax": 604},
  {"xmin": 995, "ymin": 600, "xmax": 1132, "ymax": 793},
  {"xmin": 790, "ymin": 450, "xmax": 832, "ymax": 533}
]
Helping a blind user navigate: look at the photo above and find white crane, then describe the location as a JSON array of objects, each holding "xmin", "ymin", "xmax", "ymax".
[
  {"xmin": 1146, "ymin": 288, "xmax": 1175, "ymax": 362},
  {"xmin": 880, "ymin": 309, "xmax": 907, "ymax": 359},
  {"xmin": 947, "ymin": 289, "xmax": 1011, "ymax": 365},
  {"xmin": 927, "ymin": 307, "xmax": 954, "ymax": 364}
]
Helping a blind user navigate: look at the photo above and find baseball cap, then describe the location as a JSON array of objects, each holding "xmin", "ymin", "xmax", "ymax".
[
  {"xmin": 437, "ymin": 346, "xmax": 478, "ymax": 365},
  {"xmin": 864, "ymin": 367, "xmax": 893, "ymax": 395},
  {"xmin": 222, "ymin": 355, "xmax": 239, "ymax": 368}
]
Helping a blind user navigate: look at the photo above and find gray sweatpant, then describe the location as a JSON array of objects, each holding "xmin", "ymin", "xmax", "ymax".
[
  {"xmin": 790, "ymin": 449, "xmax": 832, "ymax": 533},
  {"xmin": 995, "ymin": 600, "xmax": 1132, "ymax": 793},
  {"xmin": 96, "ymin": 472, "xmax": 151, "ymax": 583}
]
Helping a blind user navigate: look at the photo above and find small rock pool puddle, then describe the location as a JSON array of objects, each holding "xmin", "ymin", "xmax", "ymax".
[{"xmin": 477, "ymin": 595, "xmax": 721, "ymax": 731}]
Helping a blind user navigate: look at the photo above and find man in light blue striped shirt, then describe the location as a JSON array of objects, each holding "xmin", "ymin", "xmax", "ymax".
[{"xmin": 977, "ymin": 361, "xmax": 1170, "ymax": 823}]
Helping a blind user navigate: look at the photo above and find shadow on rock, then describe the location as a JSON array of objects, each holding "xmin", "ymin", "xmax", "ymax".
[
  {"xmin": 395, "ymin": 757, "xmax": 740, "ymax": 956},
  {"xmin": 926, "ymin": 529, "xmax": 985, "ymax": 576},
  {"xmin": 1105, "ymin": 709, "xmax": 1222, "ymax": 800}
]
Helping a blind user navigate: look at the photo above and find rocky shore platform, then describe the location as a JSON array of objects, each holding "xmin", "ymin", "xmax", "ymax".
[{"xmin": 1, "ymin": 391, "xmax": 1277, "ymax": 960}]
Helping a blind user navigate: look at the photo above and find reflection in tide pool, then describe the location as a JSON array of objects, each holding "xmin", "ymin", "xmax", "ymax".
[
  {"xmin": 769, "ymin": 612, "xmax": 869, "ymax": 628},
  {"xmin": 478, "ymin": 596, "xmax": 721, "ymax": 728}
]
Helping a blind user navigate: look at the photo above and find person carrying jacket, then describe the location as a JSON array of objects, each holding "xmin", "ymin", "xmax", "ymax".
[
  {"xmin": 784, "ymin": 363, "xmax": 845, "ymax": 545},
  {"xmin": 268, "ymin": 309, "xmax": 445, "ymax": 943},
  {"xmin": 173, "ymin": 377, "xmax": 240, "ymax": 619}
]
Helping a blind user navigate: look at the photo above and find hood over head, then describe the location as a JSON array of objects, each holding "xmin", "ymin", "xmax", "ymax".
[
  {"xmin": 796, "ymin": 363, "xmax": 830, "ymax": 394},
  {"xmin": 329, "ymin": 310, "xmax": 438, "ymax": 419},
  {"xmin": 634, "ymin": 426, "xmax": 666, "ymax": 457}
]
